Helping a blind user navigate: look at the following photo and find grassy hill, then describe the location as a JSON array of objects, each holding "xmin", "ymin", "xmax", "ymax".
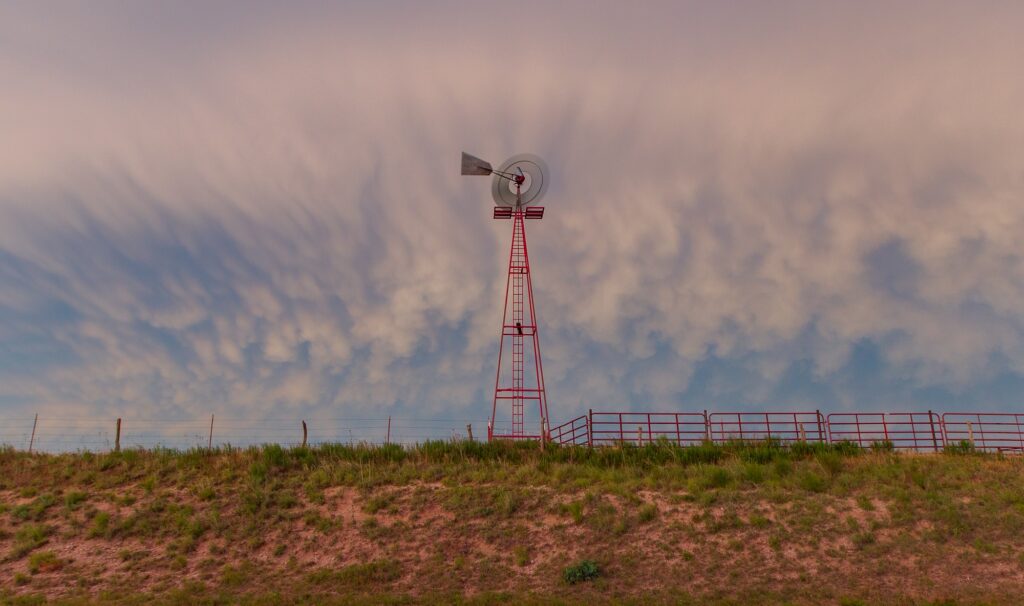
[{"xmin": 1, "ymin": 441, "xmax": 1023, "ymax": 605}]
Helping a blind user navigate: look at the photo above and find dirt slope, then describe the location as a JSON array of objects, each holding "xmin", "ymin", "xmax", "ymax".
[{"xmin": 1, "ymin": 443, "xmax": 1023, "ymax": 604}]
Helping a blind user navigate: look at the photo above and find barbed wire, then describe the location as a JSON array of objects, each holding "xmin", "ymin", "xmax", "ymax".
[{"xmin": 0, "ymin": 414, "xmax": 497, "ymax": 453}]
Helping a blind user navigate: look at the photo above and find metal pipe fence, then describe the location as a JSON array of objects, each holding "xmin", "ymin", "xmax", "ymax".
[
  {"xmin": 941, "ymin": 413, "xmax": 1024, "ymax": 453},
  {"xmin": 708, "ymin": 411, "xmax": 826, "ymax": 444},
  {"xmin": 588, "ymin": 411, "xmax": 708, "ymax": 446},
  {"xmin": 550, "ymin": 409, "xmax": 1024, "ymax": 453},
  {"xmin": 826, "ymin": 412, "xmax": 944, "ymax": 451},
  {"xmin": 4, "ymin": 409, "xmax": 1024, "ymax": 453}
]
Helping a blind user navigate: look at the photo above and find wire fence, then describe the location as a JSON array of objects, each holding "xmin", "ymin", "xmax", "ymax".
[
  {"xmin": 4, "ymin": 408, "xmax": 1023, "ymax": 454},
  {"xmin": 0, "ymin": 414, "xmax": 491, "ymax": 453}
]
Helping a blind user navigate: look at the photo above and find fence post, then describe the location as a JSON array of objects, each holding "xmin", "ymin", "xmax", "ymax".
[
  {"xmin": 28, "ymin": 413, "xmax": 38, "ymax": 454},
  {"xmin": 928, "ymin": 410, "xmax": 939, "ymax": 452},
  {"xmin": 637, "ymin": 425, "xmax": 643, "ymax": 446},
  {"xmin": 115, "ymin": 418, "xmax": 121, "ymax": 452},
  {"xmin": 208, "ymin": 414, "xmax": 214, "ymax": 450},
  {"xmin": 966, "ymin": 421, "xmax": 973, "ymax": 447},
  {"xmin": 302, "ymin": 420, "xmax": 308, "ymax": 448},
  {"xmin": 386, "ymin": 416, "xmax": 391, "ymax": 445},
  {"xmin": 816, "ymin": 410, "xmax": 825, "ymax": 443},
  {"xmin": 1018, "ymin": 414, "xmax": 1023, "ymax": 451},
  {"xmin": 587, "ymin": 409, "xmax": 593, "ymax": 447},
  {"xmin": 799, "ymin": 423, "xmax": 806, "ymax": 443},
  {"xmin": 466, "ymin": 424, "xmax": 474, "ymax": 442},
  {"xmin": 703, "ymin": 409, "xmax": 710, "ymax": 442}
]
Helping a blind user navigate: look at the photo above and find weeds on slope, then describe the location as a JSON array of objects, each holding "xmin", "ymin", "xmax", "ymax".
[{"xmin": 0, "ymin": 438, "xmax": 1013, "ymax": 495}]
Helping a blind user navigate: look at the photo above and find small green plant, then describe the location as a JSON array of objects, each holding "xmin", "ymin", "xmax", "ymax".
[
  {"xmin": 12, "ymin": 523, "xmax": 49, "ymax": 558},
  {"xmin": 798, "ymin": 471, "xmax": 828, "ymax": 493},
  {"xmin": 305, "ymin": 559, "xmax": 401, "ymax": 587},
  {"xmin": 856, "ymin": 495, "xmax": 875, "ymax": 511},
  {"xmin": 740, "ymin": 462, "xmax": 767, "ymax": 484},
  {"xmin": 197, "ymin": 485, "xmax": 216, "ymax": 501},
  {"xmin": 89, "ymin": 511, "xmax": 111, "ymax": 538},
  {"xmin": 28, "ymin": 550, "xmax": 61, "ymax": 574},
  {"xmin": 817, "ymin": 452, "xmax": 844, "ymax": 477},
  {"xmin": 141, "ymin": 476, "xmax": 156, "ymax": 493},
  {"xmin": 773, "ymin": 458, "xmax": 794, "ymax": 477},
  {"xmin": 701, "ymin": 466, "xmax": 732, "ymax": 489},
  {"xmin": 563, "ymin": 559, "xmax": 600, "ymax": 584},
  {"xmin": 560, "ymin": 500, "xmax": 584, "ymax": 524},
  {"xmin": 638, "ymin": 503, "xmax": 658, "ymax": 523},
  {"xmin": 946, "ymin": 440, "xmax": 977, "ymax": 455},
  {"xmin": 749, "ymin": 513, "xmax": 770, "ymax": 528},
  {"xmin": 64, "ymin": 491, "xmax": 87, "ymax": 510},
  {"xmin": 14, "ymin": 572, "xmax": 30, "ymax": 586},
  {"xmin": 221, "ymin": 563, "xmax": 248, "ymax": 586},
  {"xmin": 12, "ymin": 494, "xmax": 56, "ymax": 521},
  {"xmin": 513, "ymin": 545, "xmax": 530, "ymax": 567},
  {"xmin": 364, "ymin": 493, "xmax": 395, "ymax": 514},
  {"xmin": 853, "ymin": 531, "xmax": 876, "ymax": 549}
]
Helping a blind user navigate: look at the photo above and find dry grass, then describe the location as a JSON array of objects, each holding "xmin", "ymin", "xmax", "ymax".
[{"xmin": 1, "ymin": 442, "xmax": 1023, "ymax": 604}]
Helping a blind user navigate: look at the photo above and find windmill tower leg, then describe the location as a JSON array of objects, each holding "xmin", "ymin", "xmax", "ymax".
[{"xmin": 491, "ymin": 207, "xmax": 549, "ymax": 441}]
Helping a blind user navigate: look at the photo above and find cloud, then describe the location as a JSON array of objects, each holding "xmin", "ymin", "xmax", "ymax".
[{"xmin": 2, "ymin": 1, "xmax": 1024, "ymax": 432}]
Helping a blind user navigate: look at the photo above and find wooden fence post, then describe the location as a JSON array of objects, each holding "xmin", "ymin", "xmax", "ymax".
[
  {"xmin": 28, "ymin": 413, "xmax": 38, "ymax": 454},
  {"xmin": 466, "ymin": 424, "xmax": 473, "ymax": 442},
  {"xmin": 386, "ymin": 416, "xmax": 391, "ymax": 445},
  {"xmin": 208, "ymin": 414, "xmax": 214, "ymax": 450},
  {"xmin": 966, "ymin": 421, "xmax": 974, "ymax": 447},
  {"xmin": 302, "ymin": 420, "xmax": 308, "ymax": 448},
  {"xmin": 115, "ymin": 418, "xmax": 122, "ymax": 452}
]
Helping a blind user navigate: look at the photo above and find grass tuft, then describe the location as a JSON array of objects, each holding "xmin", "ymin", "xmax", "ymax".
[{"xmin": 563, "ymin": 559, "xmax": 600, "ymax": 584}]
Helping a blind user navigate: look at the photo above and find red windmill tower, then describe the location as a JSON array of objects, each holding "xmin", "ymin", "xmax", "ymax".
[{"xmin": 462, "ymin": 152, "xmax": 551, "ymax": 441}]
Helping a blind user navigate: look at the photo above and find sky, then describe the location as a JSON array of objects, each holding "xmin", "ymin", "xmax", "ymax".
[{"xmin": 2, "ymin": 1, "xmax": 1024, "ymax": 434}]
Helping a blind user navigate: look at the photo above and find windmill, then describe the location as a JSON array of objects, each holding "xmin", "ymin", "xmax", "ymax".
[{"xmin": 462, "ymin": 152, "xmax": 551, "ymax": 441}]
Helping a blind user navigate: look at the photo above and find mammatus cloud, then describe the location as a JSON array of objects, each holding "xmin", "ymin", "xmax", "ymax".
[{"xmin": 2, "ymin": 2, "xmax": 1024, "ymax": 427}]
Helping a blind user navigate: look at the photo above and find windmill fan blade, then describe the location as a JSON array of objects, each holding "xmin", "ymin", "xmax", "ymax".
[{"xmin": 461, "ymin": 152, "xmax": 493, "ymax": 176}]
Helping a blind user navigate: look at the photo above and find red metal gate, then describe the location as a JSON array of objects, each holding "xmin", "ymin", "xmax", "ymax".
[
  {"xmin": 826, "ymin": 411, "xmax": 944, "ymax": 451},
  {"xmin": 942, "ymin": 413, "xmax": 1024, "ymax": 453},
  {"xmin": 589, "ymin": 411, "xmax": 708, "ymax": 446},
  {"xmin": 550, "ymin": 415, "xmax": 590, "ymax": 446},
  {"xmin": 707, "ymin": 411, "xmax": 826, "ymax": 444}
]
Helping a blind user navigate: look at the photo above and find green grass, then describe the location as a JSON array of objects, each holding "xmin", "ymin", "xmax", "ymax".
[
  {"xmin": 11, "ymin": 523, "xmax": 49, "ymax": 558},
  {"xmin": 562, "ymin": 559, "xmax": 600, "ymax": 584},
  {"xmin": 27, "ymin": 550, "xmax": 61, "ymax": 574},
  {"xmin": 2, "ymin": 442, "xmax": 1024, "ymax": 604},
  {"xmin": 305, "ymin": 559, "xmax": 402, "ymax": 588}
]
